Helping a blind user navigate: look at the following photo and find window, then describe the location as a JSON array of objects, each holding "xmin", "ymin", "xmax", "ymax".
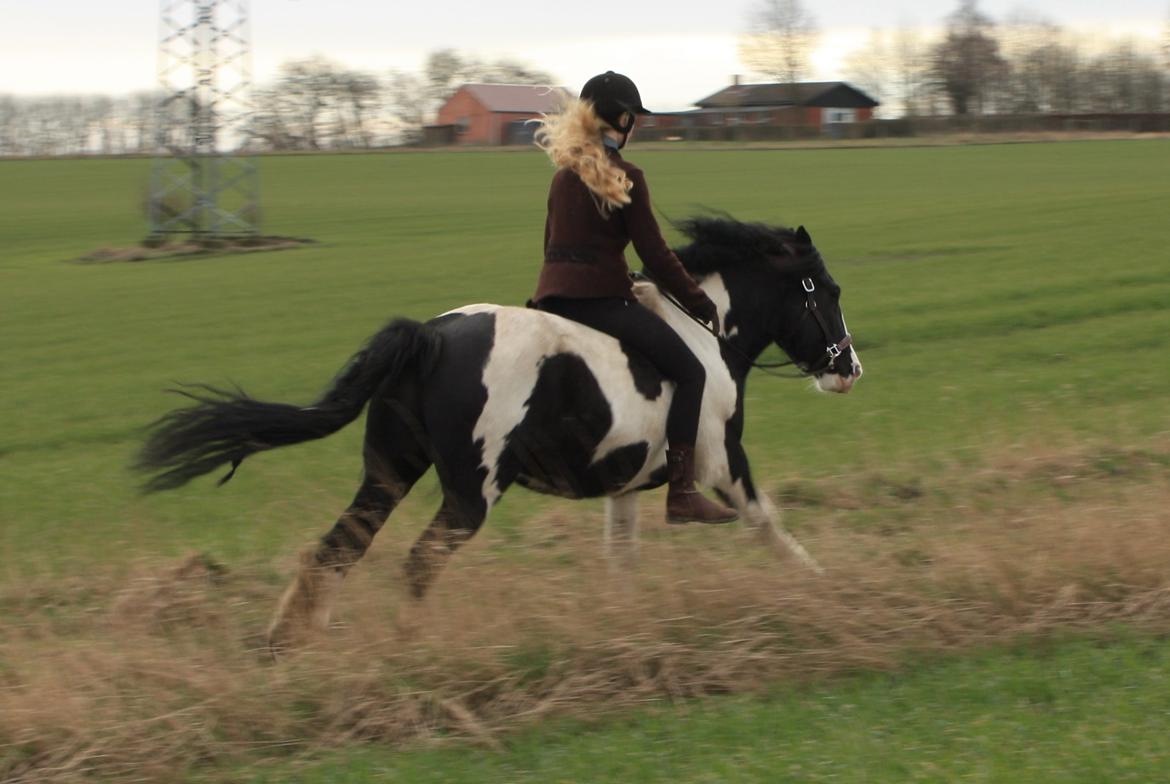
[{"xmin": 825, "ymin": 109, "xmax": 856, "ymax": 124}]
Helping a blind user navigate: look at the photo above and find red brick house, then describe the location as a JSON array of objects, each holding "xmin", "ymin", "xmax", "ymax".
[{"xmin": 432, "ymin": 84, "xmax": 572, "ymax": 145}]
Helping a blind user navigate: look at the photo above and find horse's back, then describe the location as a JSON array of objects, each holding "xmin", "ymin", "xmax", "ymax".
[{"xmin": 434, "ymin": 303, "xmax": 622, "ymax": 356}]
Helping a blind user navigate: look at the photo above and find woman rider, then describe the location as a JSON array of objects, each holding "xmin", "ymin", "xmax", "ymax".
[{"xmin": 531, "ymin": 71, "xmax": 737, "ymax": 525}]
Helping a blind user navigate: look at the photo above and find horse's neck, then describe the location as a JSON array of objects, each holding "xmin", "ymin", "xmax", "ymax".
[
  {"xmin": 634, "ymin": 276, "xmax": 767, "ymax": 385},
  {"xmin": 701, "ymin": 274, "xmax": 776, "ymax": 380}
]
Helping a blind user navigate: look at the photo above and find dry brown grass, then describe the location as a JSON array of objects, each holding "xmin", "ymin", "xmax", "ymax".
[{"xmin": 2, "ymin": 445, "xmax": 1169, "ymax": 782}]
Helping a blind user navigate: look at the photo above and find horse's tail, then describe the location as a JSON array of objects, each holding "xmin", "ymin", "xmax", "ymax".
[{"xmin": 136, "ymin": 318, "xmax": 441, "ymax": 492}]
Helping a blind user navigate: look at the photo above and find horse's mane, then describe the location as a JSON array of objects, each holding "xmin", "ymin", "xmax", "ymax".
[{"xmin": 673, "ymin": 215, "xmax": 822, "ymax": 277}]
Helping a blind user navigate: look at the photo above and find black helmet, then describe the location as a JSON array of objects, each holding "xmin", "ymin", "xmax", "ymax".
[{"xmin": 580, "ymin": 71, "xmax": 652, "ymax": 134}]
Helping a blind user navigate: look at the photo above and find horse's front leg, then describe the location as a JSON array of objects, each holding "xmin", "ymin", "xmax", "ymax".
[
  {"xmin": 604, "ymin": 492, "xmax": 640, "ymax": 570},
  {"xmin": 714, "ymin": 443, "xmax": 823, "ymax": 574}
]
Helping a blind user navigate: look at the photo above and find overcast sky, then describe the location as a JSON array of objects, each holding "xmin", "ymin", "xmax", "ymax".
[{"xmin": 2, "ymin": 0, "xmax": 1165, "ymax": 110}]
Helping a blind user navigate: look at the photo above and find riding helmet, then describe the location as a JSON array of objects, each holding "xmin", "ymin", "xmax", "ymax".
[{"xmin": 580, "ymin": 71, "xmax": 652, "ymax": 134}]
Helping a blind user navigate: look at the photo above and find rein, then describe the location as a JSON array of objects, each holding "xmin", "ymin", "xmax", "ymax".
[{"xmin": 636, "ymin": 272, "xmax": 851, "ymax": 380}]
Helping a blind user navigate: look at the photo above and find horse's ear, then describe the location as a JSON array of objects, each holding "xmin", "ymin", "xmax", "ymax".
[{"xmin": 796, "ymin": 225, "xmax": 810, "ymax": 243}]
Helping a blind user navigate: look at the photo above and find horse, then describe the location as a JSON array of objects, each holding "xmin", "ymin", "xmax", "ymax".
[{"xmin": 136, "ymin": 217, "xmax": 862, "ymax": 650}]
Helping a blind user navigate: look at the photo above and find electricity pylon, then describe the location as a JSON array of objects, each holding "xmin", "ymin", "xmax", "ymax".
[{"xmin": 148, "ymin": 0, "xmax": 259, "ymax": 240}]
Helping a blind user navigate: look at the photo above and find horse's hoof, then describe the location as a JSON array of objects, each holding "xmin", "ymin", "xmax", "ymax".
[
  {"xmin": 394, "ymin": 601, "xmax": 427, "ymax": 639},
  {"xmin": 265, "ymin": 617, "xmax": 312, "ymax": 658},
  {"xmin": 266, "ymin": 632, "xmax": 292, "ymax": 661}
]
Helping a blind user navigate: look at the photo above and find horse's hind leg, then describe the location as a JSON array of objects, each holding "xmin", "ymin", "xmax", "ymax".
[
  {"xmin": 267, "ymin": 474, "xmax": 409, "ymax": 651},
  {"xmin": 402, "ymin": 492, "xmax": 487, "ymax": 601},
  {"xmin": 268, "ymin": 398, "xmax": 431, "ymax": 652}
]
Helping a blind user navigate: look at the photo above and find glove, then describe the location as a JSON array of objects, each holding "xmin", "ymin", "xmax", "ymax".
[{"xmin": 691, "ymin": 296, "xmax": 720, "ymax": 335}]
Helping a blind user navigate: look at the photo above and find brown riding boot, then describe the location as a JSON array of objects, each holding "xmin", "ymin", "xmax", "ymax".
[{"xmin": 665, "ymin": 446, "xmax": 738, "ymax": 524}]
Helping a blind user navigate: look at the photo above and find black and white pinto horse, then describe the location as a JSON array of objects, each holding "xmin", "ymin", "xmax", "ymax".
[{"xmin": 138, "ymin": 217, "xmax": 861, "ymax": 649}]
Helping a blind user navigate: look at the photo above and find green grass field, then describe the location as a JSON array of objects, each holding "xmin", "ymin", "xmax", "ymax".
[
  {"xmin": 212, "ymin": 633, "xmax": 1170, "ymax": 784},
  {"xmin": 2, "ymin": 140, "xmax": 1169, "ymax": 781},
  {"xmin": 3, "ymin": 141, "xmax": 1167, "ymax": 566}
]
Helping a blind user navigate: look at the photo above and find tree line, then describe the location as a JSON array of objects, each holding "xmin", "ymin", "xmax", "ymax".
[
  {"xmin": 3, "ymin": 1, "xmax": 1169, "ymax": 157},
  {"xmin": 745, "ymin": 0, "xmax": 1170, "ymax": 118},
  {"xmin": 0, "ymin": 50, "xmax": 553, "ymax": 157}
]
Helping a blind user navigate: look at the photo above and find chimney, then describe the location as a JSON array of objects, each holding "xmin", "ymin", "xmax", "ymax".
[{"xmin": 732, "ymin": 74, "xmax": 741, "ymax": 86}]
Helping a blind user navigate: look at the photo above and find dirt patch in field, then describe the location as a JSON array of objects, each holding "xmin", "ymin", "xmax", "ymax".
[
  {"xmin": 2, "ymin": 444, "xmax": 1169, "ymax": 782},
  {"xmin": 72, "ymin": 235, "xmax": 316, "ymax": 264}
]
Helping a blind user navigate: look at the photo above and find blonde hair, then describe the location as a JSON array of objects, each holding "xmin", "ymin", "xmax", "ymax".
[{"xmin": 533, "ymin": 98, "xmax": 632, "ymax": 213}]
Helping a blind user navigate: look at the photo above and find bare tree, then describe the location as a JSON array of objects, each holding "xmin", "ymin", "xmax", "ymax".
[
  {"xmin": 130, "ymin": 91, "xmax": 160, "ymax": 154},
  {"xmin": 422, "ymin": 49, "xmax": 467, "ymax": 108},
  {"xmin": 930, "ymin": 0, "xmax": 1008, "ymax": 115},
  {"xmin": 997, "ymin": 11, "xmax": 1061, "ymax": 113},
  {"xmin": 277, "ymin": 57, "xmax": 339, "ymax": 149},
  {"xmin": 475, "ymin": 58, "xmax": 554, "ymax": 86},
  {"xmin": 419, "ymin": 49, "xmax": 554, "ymax": 108},
  {"xmin": 248, "ymin": 86, "xmax": 298, "ymax": 150},
  {"xmin": 738, "ymin": 0, "xmax": 819, "ymax": 92},
  {"xmin": 892, "ymin": 25, "xmax": 935, "ymax": 116},
  {"xmin": 1082, "ymin": 40, "xmax": 1167, "ymax": 112},
  {"xmin": 253, "ymin": 57, "xmax": 386, "ymax": 150},
  {"xmin": 334, "ymin": 70, "xmax": 381, "ymax": 147},
  {"xmin": 843, "ymin": 30, "xmax": 890, "ymax": 115},
  {"xmin": 385, "ymin": 70, "xmax": 428, "ymax": 143},
  {"xmin": 1031, "ymin": 39, "xmax": 1084, "ymax": 113},
  {"xmin": 386, "ymin": 49, "xmax": 555, "ymax": 140},
  {"xmin": 1163, "ymin": 4, "xmax": 1170, "ymax": 106},
  {"xmin": 0, "ymin": 95, "xmax": 16, "ymax": 156}
]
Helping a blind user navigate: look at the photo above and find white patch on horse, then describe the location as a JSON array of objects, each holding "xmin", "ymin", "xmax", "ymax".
[
  {"xmin": 470, "ymin": 279, "xmax": 742, "ymax": 502},
  {"xmin": 703, "ymin": 274, "xmax": 738, "ymax": 338},
  {"xmin": 470, "ymin": 307, "xmax": 542, "ymax": 507},
  {"xmin": 470, "ymin": 307, "xmax": 668, "ymax": 502},
  {"xmin": 578, "ymin": 333, "xmax": 671, "ymax": 486},
  {"xmin": 443, "ymin": 303, "xmax": 498, "ymax": 317},
  {"xmin": 635, "ymin": 277, "xmax": 738, "ymax": 487}
]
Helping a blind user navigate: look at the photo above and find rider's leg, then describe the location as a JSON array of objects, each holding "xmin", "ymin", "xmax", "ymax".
[{"xmin": 537, "ymin": 297, "xmax": 737, "ymax": 524}]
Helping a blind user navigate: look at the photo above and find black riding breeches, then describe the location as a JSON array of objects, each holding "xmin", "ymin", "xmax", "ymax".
[{"xmin": 536, "ymin": 296, "xmax": 706, "ymax": 448}]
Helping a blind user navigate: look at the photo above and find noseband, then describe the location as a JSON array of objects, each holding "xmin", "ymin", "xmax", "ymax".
[{"xmin": 795, "ymin": 277, "xmax": 853, "ymax": 375}]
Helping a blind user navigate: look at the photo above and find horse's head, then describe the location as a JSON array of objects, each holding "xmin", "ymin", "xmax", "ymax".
[
  {"xmin": 767, "ymin": 226, "xmax": 862, "ymax": 393},
  {"xmin": 675, "ymin": 216, "xmax": 862, "ymax": 392}
]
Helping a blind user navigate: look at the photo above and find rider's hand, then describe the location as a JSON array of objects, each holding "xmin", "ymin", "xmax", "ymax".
[{"xmin": 693, "ymin": 297, "xmax": 720, "ymax": 335}]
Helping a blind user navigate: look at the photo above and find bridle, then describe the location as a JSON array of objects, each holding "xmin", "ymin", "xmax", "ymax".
[
  {"xmin": 793, "ymin": 276, "xmax": 854, "ymax": 376},
  {"xmin": 647, "ymin": 271, "xmax": 852, "ymax": 380}
]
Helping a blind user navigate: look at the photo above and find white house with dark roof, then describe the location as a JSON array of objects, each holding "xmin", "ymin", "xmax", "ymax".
[{"xmin": 640, "ymin": 79, "xmax": 879, "ymax": 136}]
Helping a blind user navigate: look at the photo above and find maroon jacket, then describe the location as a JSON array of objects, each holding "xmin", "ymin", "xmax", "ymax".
[{"xmin": 533, "ymin": 149, "xmax": 713, "ymax": 317}]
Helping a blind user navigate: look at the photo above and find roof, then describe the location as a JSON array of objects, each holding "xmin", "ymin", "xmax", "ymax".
[
  {"xmin": 459, "ymin": 84, "xmax": 573, "ymax": 113},
  {"xmin": 694, "ymin": 81, "xmax": 879, "ymax": 109}
]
